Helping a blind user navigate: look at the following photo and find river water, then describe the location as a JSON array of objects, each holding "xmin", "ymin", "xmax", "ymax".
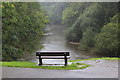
[{"xmin": 31, "ymin": 25, "xmax": 98, "ymax": 65}]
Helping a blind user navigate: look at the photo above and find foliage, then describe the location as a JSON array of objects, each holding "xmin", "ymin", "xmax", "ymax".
[
  {"xmin": 65, "ymin": 3, "xmax": 106, "ymax": 43},
  {"xmin": 41, "ymin": 2, "xmax": 66, "ymax": 24},
  {"xmin": 94, "ymin": 14, "xmax": 119, "ymax": 56},
  {"xmin": 65, "ymin": 25, "xmax": 83, "ymax": 42},
  {"xmin": 0, "ymin": 2, "xmax": 1, "ymax": 13},
  {"xmin": 62, "ymin": 2, "xmax": 118, "ymax": 56},
  {"xmin": 62, "ymin": 3, "xmax": 91, "ymax": 42},
  {"xmin": 0, "ymin": 61, "xmax": 90, "ymax": 70},
  {"xmin": 62, "ymin": 3, "xmax": 91, "ymax": 27},
  {"xmin": 99, "ymin": 2, "xmax": 118, "ymax": 23},
  {"xmin": 2, "ymin": 2, "xmax": 48, "ymax": 61},
  {"xmin": 79, "ymin": 27, "xmax": 96, "ymax": 50}
]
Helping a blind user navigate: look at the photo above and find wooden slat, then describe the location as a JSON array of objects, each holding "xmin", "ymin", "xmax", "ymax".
[
  {"xmin": 41, "ymin": 56, "xmax": 70, "ymax": 59},
  {"xmin": 36, "ymin": 51, "xmax": 69, "ymax": 56}
]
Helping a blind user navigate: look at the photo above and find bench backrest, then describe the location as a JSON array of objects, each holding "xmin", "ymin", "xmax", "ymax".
[{"xmin": 36, "ymin": 52, "xmax": 69, "ymax": 56}]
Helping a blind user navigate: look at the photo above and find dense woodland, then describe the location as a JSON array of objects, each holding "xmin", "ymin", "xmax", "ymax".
[
  {"xmin": 2, "ymin": 2, "xmax": 48, "ymax": 61},
  {"xmin": 42, "ymin": 2, "xmax": 119, "ymax": 57},
  {"xmin": 63, "ymin": 3, "xmax": 119, "ymax": 57},
  {"xmin": 1, "ymin": 2, "xmax": 119, "ymax": 61}
]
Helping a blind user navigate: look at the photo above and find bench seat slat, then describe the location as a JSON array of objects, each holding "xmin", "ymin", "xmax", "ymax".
[
  {"xmin": 40, "ymin": 56, "xmax": 70, "ymax": 59},
  {"xmin": 36, "ymin": 52, "xmax": 69, "ymax": 54},
  {"xmin": 36, "ymin": 52, "xmax": 69, "ymax": 56},
  {"xmin": 38, "ymin": 54, "xmax": 67, "ymax": 56}
]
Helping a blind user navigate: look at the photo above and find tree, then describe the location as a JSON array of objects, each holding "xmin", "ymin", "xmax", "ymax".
[
  {"xmin": 79, "ymin": 27, "xmax": 96, "ymax": 50},
  {"xmin": 62, "ymin": 3, "xmax": 91, "ymax": 42},
  {"xmin": 62, "ymin": 3, "xmax": 90, "ymax": 27},
  {"xmin": 2, "ymin": 2, "xmax": 48, "ymax": 61},
  {"xmin": 94, "ymin": 14, "xmax": 119, "ymax": 56},
  {"xmin": 41, "ymin": 2, "xmax": 66, "ymax": 24},
  {"xmin": 62, "ymin": 3, "xmax": 118, "ymax": 54}
]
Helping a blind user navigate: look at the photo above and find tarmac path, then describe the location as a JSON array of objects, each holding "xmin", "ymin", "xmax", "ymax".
[{"xmin": 1, "ymin": 60, "xmax": 119, "ymax": 78}]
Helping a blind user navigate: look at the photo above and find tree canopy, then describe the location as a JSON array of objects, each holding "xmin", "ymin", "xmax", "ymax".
[
  {"xmin": 61, "ymin": 2, "xmax": 119, "ymax": 56},
  {"xmin": 2, "ymin": 2, "xmax": 48, "ymax": 61}
]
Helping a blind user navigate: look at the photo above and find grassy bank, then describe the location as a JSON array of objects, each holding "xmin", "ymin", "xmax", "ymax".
[
  {"xmin": 69, "ymin": 57, "xmax": 119, "ymax": 62},
  {"xmin": 0, "ymin": 57, "xmax": 119, "ymax": 70},
  {"xmin": 0, "ymin": 61, "xmax": 90, "ymax": 70}
]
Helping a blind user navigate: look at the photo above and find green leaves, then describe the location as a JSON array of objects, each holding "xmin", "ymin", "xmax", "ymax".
[
  {"xmin": 79, "ymin": 27, "xmax": 95, "ymax": 50},
  {"xmin": 62, "ymin": 2, "xmax": 118, "ymax": 56},
  {"xmin": 94, "ymin": 14, "xmax": 119, "ymax": 56},
  {"xmin": 2, "ymin": 2, "xmax": 48, "ymax": 61},
  {"xmin": 41, "ymin": 2, "xmax": 66, "ymax": 24}
]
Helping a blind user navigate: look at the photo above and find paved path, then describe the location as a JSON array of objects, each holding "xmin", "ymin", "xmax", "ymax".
[{"xmin": 1, "ymin": 60, "xmax": 119, "ymax": 78}]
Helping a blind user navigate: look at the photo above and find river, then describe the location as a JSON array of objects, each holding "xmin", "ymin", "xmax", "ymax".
[{"xmin": 31, "ymin": 25, "xmax": 98, "ymax": 65}]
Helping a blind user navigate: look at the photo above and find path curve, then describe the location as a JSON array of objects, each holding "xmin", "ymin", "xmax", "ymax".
[{"xmin": 1, "ymin": 60, "xmax": 119, "ymax": 78}]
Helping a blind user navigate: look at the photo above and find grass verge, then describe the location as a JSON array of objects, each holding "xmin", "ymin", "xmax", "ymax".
[
  {"xmin": 0, "ymin": 61, "xmax": 90, "ymax": 70},
  {"xmin": 1, "ymin": 57, "xmax": 118, "ymax": 70},
  {"xmin": 69, "ymin": 57, "xmax": 119, "ymax": 62}
]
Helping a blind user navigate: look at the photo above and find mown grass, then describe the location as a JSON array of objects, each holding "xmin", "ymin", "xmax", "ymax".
[
  {"xmin": 0, "ymin": 57, "xmax": 118, "ymax": 70},
  {"xmin": 0, "ymin": 61, "xmax": 90, "ymax": 70},
  {"xmin": 69, "ymin": 57, "xmax": 120, "ymax": 62}
]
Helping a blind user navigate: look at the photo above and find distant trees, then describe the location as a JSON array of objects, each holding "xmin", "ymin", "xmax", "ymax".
[
  {"xmin": 62, "ymin": 2, "xmax": 119, "ymax": 56},
  {"xmin": 62, "ymin": 3, "xmax": 91, "ymax": 28},
  {"xmin": 2, "ymin": 2, "xmax": 48, "ymax": 61},
  {"xmin": 80, "ymin": 27, "xmax": 95, "ymax": 50},
  {"xmin": 63, "ymin": 3, "xmax": 91, "ymax": 42},
  {"xmin": 3, "ymin": 2, "xmax": 118, "ymax": 61},
  {"xmin": 40, "ymin": 2, "xmax": 119, "ymax": 56},
  {"xmin": 94, "ymin": 14, "xmax": 119, "ymax": 56},
  {"xmin": 41, "ymin": 2, "xmax": 66, "ymax": 24}
]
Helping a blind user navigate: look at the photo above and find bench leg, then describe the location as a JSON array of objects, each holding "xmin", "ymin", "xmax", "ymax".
[
  {"xmin": 39, "ymin": 56, "xmax": 42, "ymax": 66},
  {"xmin": 65, "ymin": 56, "xmax": 67, "ymax": 66}
]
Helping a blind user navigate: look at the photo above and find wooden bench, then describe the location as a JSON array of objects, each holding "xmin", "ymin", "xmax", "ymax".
[{"xmin": 36, "ymin": 52, "xmax": 70, "ymax": 66}]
